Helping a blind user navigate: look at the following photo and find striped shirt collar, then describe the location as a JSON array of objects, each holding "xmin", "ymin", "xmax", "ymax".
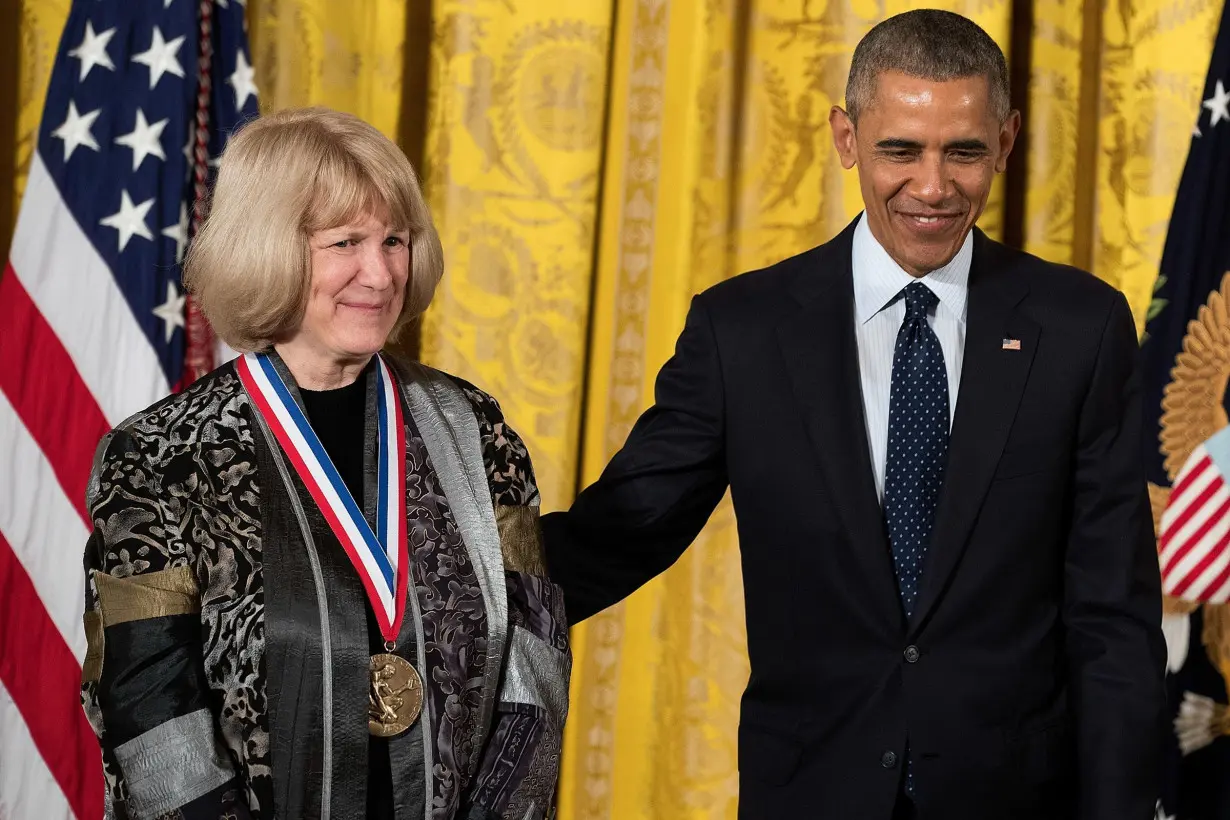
[{"xmin": 851, "ymin": 212, "xmax": 973, "ymax": 326}]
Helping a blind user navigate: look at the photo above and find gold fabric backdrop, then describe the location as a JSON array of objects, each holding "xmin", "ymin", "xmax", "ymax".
[{"xmin": 4, "ymin": 0, "xmax": 1220, "ymax": 816}]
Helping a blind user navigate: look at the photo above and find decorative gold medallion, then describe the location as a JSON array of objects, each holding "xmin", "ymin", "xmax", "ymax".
[
  {"xmin": 1157, "ymin": 271, "xmax": 1230, "ymax": 693},
  {"xmin": 368, "ymin": 654, "xmax": 423, "ymax": 737}
]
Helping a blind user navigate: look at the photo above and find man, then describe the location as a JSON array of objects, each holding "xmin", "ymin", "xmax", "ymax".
[{"xmin": 542, "ymin": 9, "xmax": 1167, "ymax": 820}]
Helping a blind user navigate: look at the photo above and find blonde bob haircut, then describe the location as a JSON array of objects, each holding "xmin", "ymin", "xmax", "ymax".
[{"xmin": 184, "ymin": 107, "xmax": 444, "ymax": 352}]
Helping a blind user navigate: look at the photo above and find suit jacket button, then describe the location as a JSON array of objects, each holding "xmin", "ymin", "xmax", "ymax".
[
  {"xmin": 881, "ymin": 751, "xmax": 898, "ymax": 769},
  {"xmin": 904, "ymin": 645, "xmax": 920, "ymax": 663}
]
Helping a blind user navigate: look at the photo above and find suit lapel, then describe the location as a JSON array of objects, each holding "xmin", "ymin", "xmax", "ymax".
[
  {"xmin": 909, "ymin": 231, "xmax": 1039, "ymax": 633},
  {"xmin": 777, "ymin": 223, "xmax": 904, "ymax": 630}
]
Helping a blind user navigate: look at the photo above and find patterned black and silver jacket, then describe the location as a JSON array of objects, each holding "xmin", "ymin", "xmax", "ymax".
[{"xmin": 80, "ymin": 354, "xmax": 570, "ymax": 820}]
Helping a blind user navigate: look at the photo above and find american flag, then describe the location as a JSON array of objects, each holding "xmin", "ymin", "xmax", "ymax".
[
  {"xmin": 0, "ymin": 1, "xmax": 257, "ymax": 817},
  {"xmin": 1159, "ymin": 428, "xmax": 1230, "ymax": 604},
  {"xmin": 1141, "ymin": 0, "xmax": 1230, "ymax": 813}
]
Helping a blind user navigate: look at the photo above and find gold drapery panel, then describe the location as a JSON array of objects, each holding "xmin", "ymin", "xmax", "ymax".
[
  {"xmin": 247, "ymin": 0, "xmax": 409, "ymax": 141},
  {"xmin": 1022, "ymin": 0, "xmax": 1086, "ymax": 267},
  {"xmin": 1024, "ymin": 0, "xmax": 1218, "ymax": 329},
  {"xmin": 1091, "ymin": 0, "xmax": 1220, "ymax": 325},
  {"xmin": 417, "ymin": 0, "xmax": 613, "ymax": 512},
  {"xmin": 13, "ymin": 0, "xmax": 70, "ymax": 219},
  {"xmin": 561, "ymin": 0, "xmax": 745, "ymax": 812}
]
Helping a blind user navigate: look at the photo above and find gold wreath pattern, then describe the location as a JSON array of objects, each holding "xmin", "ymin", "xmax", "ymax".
[{"xmin": 1160, "ymin": 272, "xmax": 1230, "ymax": 482}]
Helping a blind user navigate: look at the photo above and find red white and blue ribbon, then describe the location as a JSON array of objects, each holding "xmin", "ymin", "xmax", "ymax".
[{"xmin": 237, "ymin": 352, "xmax": 409, "ymax": 642}]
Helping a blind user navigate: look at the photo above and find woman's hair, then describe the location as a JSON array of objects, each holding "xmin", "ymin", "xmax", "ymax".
[{"xmin": 183, "ymin": 107, "xmax": 444, "ymax": 352}]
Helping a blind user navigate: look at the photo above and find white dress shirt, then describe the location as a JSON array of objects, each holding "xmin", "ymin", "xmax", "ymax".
[{"xmin": 851, "ymin": 213, "xmax": 972, "ymax": 503}]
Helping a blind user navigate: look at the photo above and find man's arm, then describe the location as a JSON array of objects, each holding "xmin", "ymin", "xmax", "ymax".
[
  {"xmin": 1064, "ymin": 291, "xmax": 1167, "ymax": 819},
  {"xmin": 542, "ymin": 296, "xmax": 729, "ymax": 622}
]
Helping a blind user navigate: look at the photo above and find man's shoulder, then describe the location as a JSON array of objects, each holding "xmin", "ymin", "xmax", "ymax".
[
  {"xmin": 695, "ymin": 237, "xmax": 844, "ymax": 318},
  {"xmin": 979, "ymin": 232, "xmax": 1121, "ymax": 311}
]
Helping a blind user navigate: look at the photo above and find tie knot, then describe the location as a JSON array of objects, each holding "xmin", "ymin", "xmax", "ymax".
[{"xmin": 902, "ymin": 281, "xmax": 939, "ymax": 320}]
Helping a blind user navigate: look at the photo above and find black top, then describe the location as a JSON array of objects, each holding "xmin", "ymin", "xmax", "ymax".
[
  {"xmin": 300, "ymin": 368, "xmax": 394, "ymax": 820},
  {"xmin": 299, "ymin": 374, "xmax": 367, "ymax": 503}
]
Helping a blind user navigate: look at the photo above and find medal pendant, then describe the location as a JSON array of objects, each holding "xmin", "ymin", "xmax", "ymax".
[{"xmin": 368, "ymin": 653, "xmax": 423, "ymax": 737}]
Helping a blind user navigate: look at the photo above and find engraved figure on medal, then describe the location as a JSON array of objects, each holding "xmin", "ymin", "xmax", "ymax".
[{"xmin": 368, "ymin": 654, "xmax": 423, "ymax": 737}]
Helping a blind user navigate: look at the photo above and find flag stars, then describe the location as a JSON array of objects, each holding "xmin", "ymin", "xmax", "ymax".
[
  {"xmin": 115, "ymin": 109, "xmax": 169, "ymax": 171},
  {"xmin": 229, "ymin": 51, "xmax": 258, "ymax": 110},
  {"xmin": 51, "ymin": 101, "xmax": 101, "ymax": 161},
  {"xmin": 68, "ymin": 21, "xmax": 116, "ymax": 82},
  {"xmin": 163, "ymin": 202, "xmax": 190, "ymax": 263},
  {"xmin": 152, "ymin": 281, "xmax": 187, "ymax": 342},
  {"xmin": 182, "ymin": 129, "xmax": 197, "ymax": 179},
  {"xmin": 1203, "ymin": 79, "xmax": 1230, "ymax": 128},
  {"xmin": 100, "ymin": 190, "xmax": 155, "ymax": 251},
  {"xmin": 132, "ymin": 26, "xmax": 186, "ymax": 89}
]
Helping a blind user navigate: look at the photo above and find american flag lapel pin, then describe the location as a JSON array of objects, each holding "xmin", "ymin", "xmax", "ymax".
[{"xmin": 1002, "ymin": 338, "xmax": 1021, "ymax": 351}]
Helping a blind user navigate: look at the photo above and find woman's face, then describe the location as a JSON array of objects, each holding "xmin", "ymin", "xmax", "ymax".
[{"xmin": 290, "ymin": 210, "xmax": 410, "ymax": 364}]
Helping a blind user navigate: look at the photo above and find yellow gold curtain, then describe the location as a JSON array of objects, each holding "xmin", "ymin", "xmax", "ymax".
[
  {"xmin": 247, "ymin": 0, "xmax": 409, "ymax": 141},
  {"xmin": 1025, "ymin": 0, "xmax": 1219, "ymax": 329},
  {"xmin": 1091, "ymin": 0, "xmax": 1220, "ymax": 325},
  {"xmin": 13, "ymin": 0, "xmax": 70, "ymax": 215},
  {"xmin": 561, "ymin": 0, "xmax": 744, "ymax": 812},
  {"xmin": 1021, "ymin": 0, "xmax": 1086, "ymax": 267},
  {"xmin": 416, "ymin": 0, "xmax": 614, "ymax": 512}
]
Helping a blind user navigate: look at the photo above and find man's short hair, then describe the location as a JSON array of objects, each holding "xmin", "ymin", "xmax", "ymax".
[{"xmin": 844, "ymin": 9, "xmax": 1010, "ymax": 124}]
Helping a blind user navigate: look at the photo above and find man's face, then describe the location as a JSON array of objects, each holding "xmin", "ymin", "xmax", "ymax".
[{"xmin": 830, "ymin": 71, "xmax": 1020, "ymax": 276}]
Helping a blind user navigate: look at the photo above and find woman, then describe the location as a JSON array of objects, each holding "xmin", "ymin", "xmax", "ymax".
[{"xmin": 80, "ymin": 107, "xmax": 570, "ymax": 820}]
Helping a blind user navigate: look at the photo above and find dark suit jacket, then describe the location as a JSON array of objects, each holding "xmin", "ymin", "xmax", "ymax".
[{"xmin": 542, "ymin": 221, "xmax": 1168, "ymax": 819}]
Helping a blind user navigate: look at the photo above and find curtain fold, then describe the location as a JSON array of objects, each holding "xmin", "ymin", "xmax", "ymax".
[
  {"xmin": 1022, "ymin": 0, "xmax": 1086, "ymax": 268},
  {"xmin": 1091, "ymin": 0, "xmax": 1220, "ymax": 326},
  {"xmin": 560, "ymin": 0, "xmax": 744, "ymax": 813},
  {"xmin": 247, "ymin": 0, "xmax": 408, "ymax": 141},
  {"xmin": 1023, "ymin": 0, "xmax": 1217, "ymax": 331},
  {"xmin": 14, "ymin": 0, "xmax": 70, "ymax": 217},
  {"xmin": 416, "ymin": 0, "xmax": 614, "ymax": 513}
]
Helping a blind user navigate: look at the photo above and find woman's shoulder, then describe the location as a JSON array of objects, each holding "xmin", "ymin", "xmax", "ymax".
[
  {"xmin": 383, "ymin": 356, "xmax": 509, "ymax": 428},
  {"xmin": 93, "ymin": 361, "xmax": 249, "ymax": 469},
  {"xmin": 443, "ymin": 372, "xmax": 508, "ymax": 429},
  {"xmin": 388, "ymin": 357, "xmax": 539, "ymax": 506}
]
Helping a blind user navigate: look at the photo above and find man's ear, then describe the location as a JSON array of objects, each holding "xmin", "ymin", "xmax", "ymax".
[
  {"xmin": 994, "ymin": 108, "xmax": 1022, "ymax": 174},
  {"xmin": 830, "ymin": 106, "xmax": 858, "ymax": 170}
]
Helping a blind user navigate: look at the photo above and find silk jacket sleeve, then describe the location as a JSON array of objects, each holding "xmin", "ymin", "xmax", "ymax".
[
  {"xmin": 81, "ymin": 428, "xmax": 250, "ymax": 820},
  {"xmin": 455, "ymin": 383, "xmax": 571, "ymax": 820}
]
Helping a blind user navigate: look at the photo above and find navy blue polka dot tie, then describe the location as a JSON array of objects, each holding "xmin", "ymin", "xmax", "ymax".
[
  {"xmin": 884, "ymin": 281, "xmax": 949, "ymax": 800},
  {"xmin": 884, "ymin": 281, "xmax": 949, "ymax": 621}
]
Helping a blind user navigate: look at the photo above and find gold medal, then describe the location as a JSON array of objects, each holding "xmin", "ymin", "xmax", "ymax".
[{"xmin": 368, "ymin": 653, "xmax": 423, "ymax": 737}]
